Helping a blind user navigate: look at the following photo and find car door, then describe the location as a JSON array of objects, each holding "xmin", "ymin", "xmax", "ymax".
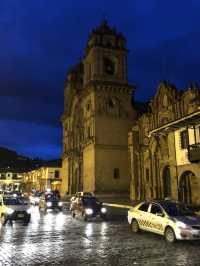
[
  {"xmin": 0, "ymin": 197, "xmax": 3, "ymax": 217},
  {"xmin": 137, "ymin": 202, "xmax": 151, "ymax": 232},
  {"xmin": 149, "ymin": 203, "xmax": 165, "ymax": 235},
  {"xmin": 0, "ymin": 196, "xmax": 6, "ymax": 220}
]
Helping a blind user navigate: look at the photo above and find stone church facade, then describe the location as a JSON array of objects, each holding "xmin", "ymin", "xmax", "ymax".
[
  {"xmin": 128, "ymin": 81, "xmax": 200, "ymax": 205},
  {"xmin": 61, "ymin": 21, "xmax": 136, "ymax": 197}
]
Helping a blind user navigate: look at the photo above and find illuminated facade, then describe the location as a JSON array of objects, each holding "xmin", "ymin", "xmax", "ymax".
[
  {"xmin": 128, "ymin": 82, "xmax": 200, "ymax": 204},
  {"xmin": 61, "ymin": 20, "xmax": 136, "ymax": 196},
  {"xmin": 23, "ymin": 165, "xmax": 62, "ymax": 192},
  {"xmin": 0, "ymin": 169, "xmax": 23, "ymax": 191}
]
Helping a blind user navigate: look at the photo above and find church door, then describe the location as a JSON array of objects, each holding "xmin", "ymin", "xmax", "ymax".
[
  {"xmin": 163, "ymin": 166, "xmax": 171, "ymax": 199},
  {"xmin": 179, "ymin": 171, "xmax": 192, "ymax": 205}
]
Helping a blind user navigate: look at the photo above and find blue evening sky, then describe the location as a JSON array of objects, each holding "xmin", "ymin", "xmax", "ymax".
[{"xmin": 0, "ymin": 0, "xmax": 200, "ymax": 159}]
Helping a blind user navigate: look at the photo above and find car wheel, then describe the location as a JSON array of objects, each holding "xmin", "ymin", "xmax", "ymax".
[
  {"xmin": 165, "ymin": 227, "xmax": 176, "ymax": 243},
  {"xmin": 83, "ymin": 212, "xmax": 87, "ymax": 221},
  {"xmin": 131, "ymin": 219, "xmax": 140, "ymax": 233},
  {"xmin": 8, "ymin": 219, "xmax": 13, "ymax": 226},
  {"xmin": 100, "ymin": 214, "xmax": 107, "ymax": 220},
  {"xmin": 1, "ymin": 214, "xmax": 6, "ymax": 225}
]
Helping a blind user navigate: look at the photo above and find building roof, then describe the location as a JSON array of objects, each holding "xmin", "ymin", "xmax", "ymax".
[{"xmin": 90, "ymin": 19, "xmax": 125, "ymax": 39}]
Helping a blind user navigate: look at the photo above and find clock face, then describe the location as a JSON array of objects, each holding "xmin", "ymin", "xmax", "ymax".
[{"xmin": 104, "ymin": 58, "xmax": 115, "ymax": 75}]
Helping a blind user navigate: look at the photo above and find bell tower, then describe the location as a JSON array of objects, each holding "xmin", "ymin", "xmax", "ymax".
[
  {"xmin": 61, "ymin": 20, "xmax": 136, "ymax": 199},
  {"xmin": 83, "ymin": 19, "xmax": 128, "ymax": 85}
]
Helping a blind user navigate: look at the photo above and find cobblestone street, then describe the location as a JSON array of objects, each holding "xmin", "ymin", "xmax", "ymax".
[{"xmin": 0, "ymin": 207, "xmax": 200, "ymax": 266}]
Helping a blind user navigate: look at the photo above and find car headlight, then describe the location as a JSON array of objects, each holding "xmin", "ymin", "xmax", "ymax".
[
  {"xmin": 27, "ymin": 208, "xmax": 31, "ymax": 214},
  {"xmin": 176, "ymin": 221, "xmax": 190, "ymax": 229},
  {"xmin": 6, "ymin": 208, "xmax": 14, "ymax": 215},
  {"xmin": 47, "ymin": 202, "xmax": 52, "ymax": 207},
  {"xmin": 58, "ymin": 202, "xmax": 63, "ymax": 207},
  {"xmin": 85, "ymin": 208, "xmax": 93, "ymax": 215},
  {"xmin": 101, "ymin": 207, "xmax": 107, "ymax": 213}
]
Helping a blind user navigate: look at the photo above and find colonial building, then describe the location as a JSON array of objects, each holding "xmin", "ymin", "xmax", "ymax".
[
  {"xmin": 128, "ymin": 81, "xmax": 200, "ymax": 205},
  {"xmin": 0, "ymin": 168, "xmax": 23, "ymax": 192},
  {"xmin": 23, "ymin": 161, "xmax": 62, "ymax": 192},
  {"xmin": 61, "ymin": 20, "xmax": 136, "ymax": 197}
]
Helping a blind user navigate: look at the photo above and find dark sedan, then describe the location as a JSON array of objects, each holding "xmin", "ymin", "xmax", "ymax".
[
  {"xmin": 71, "ymin": 195, "xmax": 107, "ymax": 221},
  {"xmin": 39, "ymin": 193, "xmax": 63, "ymax": 212}
]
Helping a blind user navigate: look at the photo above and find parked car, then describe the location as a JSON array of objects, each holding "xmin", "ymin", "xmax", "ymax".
[
  {"xmin": 2, "ymin": 196, "xmax": 31, "ymax": 225},
  {"xmin": 70, "ymin": 193, "xmax": 107, "ymax": 221},
  {"xmin": 128, "ymin": 200, "xmax": 200, "ymax": 243},
  {"xmin": 39, "ymin": 193, "xmax": 63, "ymax": 212}
]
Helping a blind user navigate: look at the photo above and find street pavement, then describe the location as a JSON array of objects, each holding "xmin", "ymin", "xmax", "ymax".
[{"xmin": 0, "ymin": 206, "xmax": 200, "ymax": 266}]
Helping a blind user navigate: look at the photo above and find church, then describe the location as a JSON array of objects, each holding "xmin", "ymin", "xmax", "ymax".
[{"xmin": 60, "ymin": 20, "xmax": 136, "ymax": 197}]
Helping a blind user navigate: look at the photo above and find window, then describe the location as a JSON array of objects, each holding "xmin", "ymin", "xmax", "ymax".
[
  {"xmin": 86, "ymin": 101, "xmax": 91, "ymax": 112},
  {"xmin": 138, "ymin": 203, "xmax": 149, "ymax": 212},
  {"xmin": 87, "ymin": 127, "xmax": 91, "ymax": 138},
  {"xmin": 108, "ymin": 98, "xmax": 114, "ymax": 108},
  {"xmin": 146, "ymin": 168, "xmax": 149, "ymax": 182},
  {"xmin": 198, "ymin": 126, "xmax": 200, "ymax": 143},
  {"xmin": 0, "ymin": 173, "xmax": 5, "ymax": 180},
  {"xmin": 150, "ymin": 204, "xmax": 163, "ymax": 215},
  {"xmin": 180, "ymin": 130, "xmax": 188, "ymax": 149},
  {"xmin": 113, "ymin": 168, "xmax": 120, "ymax": 179},
  {"xmin": 103, "ymin": 57, "xmax": 115, "ymax": 75},
  {"xmin": 55, "ymin": 170, "xmax": 60, "ymax": 179}
]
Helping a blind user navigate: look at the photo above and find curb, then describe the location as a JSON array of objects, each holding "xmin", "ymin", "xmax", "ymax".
[
  {"xmin": 62, "ymin": 201, "xmax": 132, "ymax": 209},
  {"xmin": 103, "ymin": 203, "xmax": 132, "ymax": 209}
]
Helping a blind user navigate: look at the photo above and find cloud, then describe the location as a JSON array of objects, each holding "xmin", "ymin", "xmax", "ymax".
[{"xmin": 0, "ymin": 0, "xmax": 200, "ymax": 158}]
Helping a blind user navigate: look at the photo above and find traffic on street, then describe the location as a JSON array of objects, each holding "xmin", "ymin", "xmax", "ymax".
[{"xmin": 0, "ymin": 194, "xmax": 200, "ymax": 265}]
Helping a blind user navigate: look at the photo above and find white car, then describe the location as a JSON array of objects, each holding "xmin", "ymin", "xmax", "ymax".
[
  {"xmin": 128, "ymin": 200, "xmax": 200, "ymax": 243},
  {"xmin": 2, "ymin": 196, "xmax": 31, "ymax": 225}
]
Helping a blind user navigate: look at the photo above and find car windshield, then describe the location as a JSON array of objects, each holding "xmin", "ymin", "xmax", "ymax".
[
  {"xmin": 82, "ymin": 197, "xmax": 98, "ymax": 206},
  {"xmin": 34, "ymin": 192, "xmax": 41, "ymax": 197},
  {"xmin": 45, "ymin": 194, "xmax": 59, "ymax": 201},
  {"xmin": 3, "ymin": 197, "xmax": 24, "ymax": 205},
  {"xmin": 161, "ymin": 202, "xmax": 195, "ymax": 216}
]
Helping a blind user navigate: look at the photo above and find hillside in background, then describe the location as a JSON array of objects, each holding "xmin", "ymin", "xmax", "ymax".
[{"xmin": 0, "ymin": 147, "xmax": 61, "ymax": 172}]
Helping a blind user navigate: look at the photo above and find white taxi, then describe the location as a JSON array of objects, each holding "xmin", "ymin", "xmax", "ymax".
[{"xmin": 128, "ymin": 200, "xmax": 200, "ymax": 243}]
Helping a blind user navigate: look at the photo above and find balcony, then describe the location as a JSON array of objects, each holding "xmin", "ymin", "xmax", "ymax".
[{"xmin": 188, "ymin": 143, "xmax": 200, "ymax": 162}]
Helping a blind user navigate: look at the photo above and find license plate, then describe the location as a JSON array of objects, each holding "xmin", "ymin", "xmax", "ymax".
[{"xmin": 18, "ymin": 214, "xmax": 24, "ymax": 218}]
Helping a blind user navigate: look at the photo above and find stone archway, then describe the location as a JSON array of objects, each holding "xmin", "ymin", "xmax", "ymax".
[
  {"xmin": 178, "ymin": 171, "xmax": 195, "ymax": 205},
  {"xmin": 162, "ymin": 166, "xmax": 171, "ymax": 199}
]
